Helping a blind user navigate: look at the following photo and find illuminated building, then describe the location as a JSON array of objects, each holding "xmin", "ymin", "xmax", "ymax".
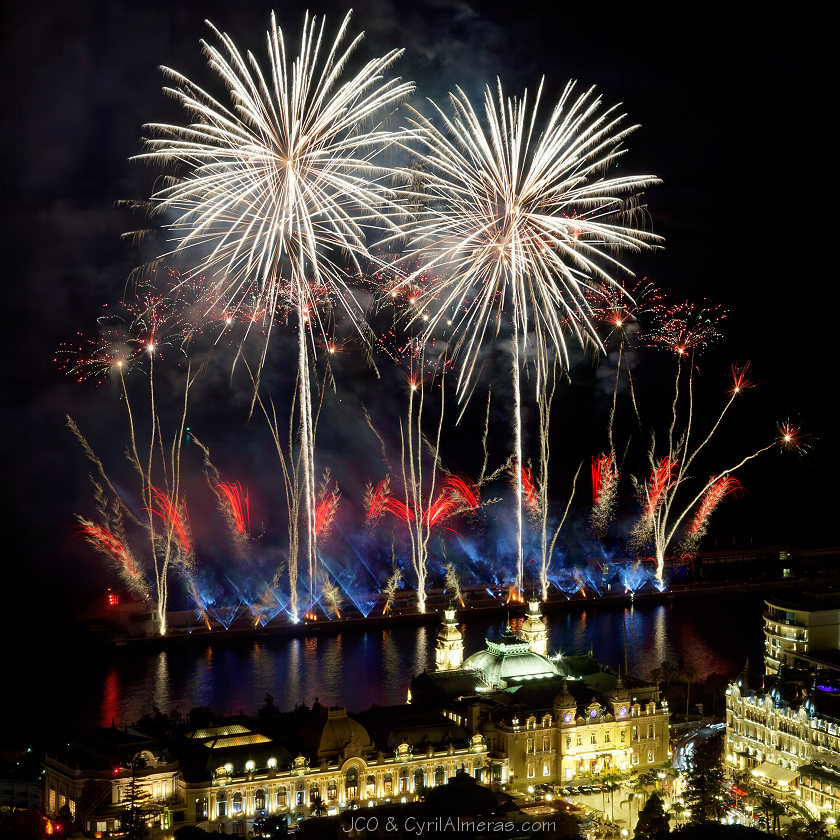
[
  {"xmin": 435, "ymin": 606, "xmax": 465, "ymax": 671},
  {"xmin": 412, "ymin": 606, "xmax": 670, "ymax": 785},
  {"xmin": 43, "ymin": 726, "xmax": 180, "ymax": 837},
  {"xmin": 762, "ymin": 594, "xmax": 840, "ymax": 676},
  {"xmin": 725, "ymin": 593, "xmax": 840, "ymax": 804},
  {"xmin": 520, "ymin": 597, "xmax": 549, "ymax": 656}
]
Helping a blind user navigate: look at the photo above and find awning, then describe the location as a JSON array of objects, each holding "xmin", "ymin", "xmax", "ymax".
[{"xmin": 752, "ymin": 762, "xmax": 800, "ymax": 786}]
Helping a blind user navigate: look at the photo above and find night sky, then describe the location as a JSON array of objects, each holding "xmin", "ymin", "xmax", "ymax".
[{"xmin": 2, "ymin": 0, "xmax": 835, "ymax": 639}]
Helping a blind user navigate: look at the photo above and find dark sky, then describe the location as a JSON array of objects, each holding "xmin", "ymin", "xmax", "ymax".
[{"xmin": 2, "ymin": 0, "xmax": 835, "ymax": 632}]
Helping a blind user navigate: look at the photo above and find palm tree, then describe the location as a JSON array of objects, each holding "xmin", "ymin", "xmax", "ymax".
[
  {"xmin": 310, "ymin": 794, "xmax": 326, "ymax": 818},
  {"xmin": 680, "ymin": 662, "xmax": 699, "ymax": 720},
  {"xmin": 601, "ymin": 771, "xmax": 622, "ymax": 822},
  {"xmin": 650, "ymin": 659, "xmax": 680, "ymax": 702}
]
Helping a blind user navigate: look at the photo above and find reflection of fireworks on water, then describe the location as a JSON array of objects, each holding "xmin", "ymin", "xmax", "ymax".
[
  {"xmin": 401, "ymin": 79, "xmax": 660, "ymax": 596},
  {"xmin": 590, "ymin": 452, "xmax": 619, "ymax": 538}
]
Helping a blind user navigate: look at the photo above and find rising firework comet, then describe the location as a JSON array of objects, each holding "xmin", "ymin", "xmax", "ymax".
[
  {"xmin": 216, "ymin": 481, "xmax": 250, "ymax": 536},
  {"xmin": 76, "ymin": 519, "xmax": 150, "ymax": 601},
  {"xmin": 138, "ymin": 10, "xmax": 415, "ymax": 607},
  {"xmin": 399, "ymin": 79, "xmax": 660, "ymax": 593}
]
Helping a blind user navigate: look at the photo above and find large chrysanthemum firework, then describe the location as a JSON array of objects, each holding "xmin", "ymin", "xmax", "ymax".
[
  {"xmin": 138, "ymin": 11, "xmax": 414, "ymax": 616},
  {"xmin": 401, "ymin": 79, "xmax": 660, "ymax": 592}
]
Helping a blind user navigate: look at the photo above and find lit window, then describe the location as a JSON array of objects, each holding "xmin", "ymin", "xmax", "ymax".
[{"xmin": 527, "ymin": 763, "xmax": 535, "ymax": 778}]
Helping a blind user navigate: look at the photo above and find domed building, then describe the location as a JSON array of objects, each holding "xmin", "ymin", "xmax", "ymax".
[
  {"xmin": 412, "ymin": 603, "xmax": 670, "ymax": 786},
  {"xmin": 462, "ymin": 626, "xmax": 559, "ymax": 689}
]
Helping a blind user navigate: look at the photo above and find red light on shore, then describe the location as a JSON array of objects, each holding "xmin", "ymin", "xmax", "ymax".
[{"xmin": 107, "ymin": 589, "xmax": 119, "ymax": 606}]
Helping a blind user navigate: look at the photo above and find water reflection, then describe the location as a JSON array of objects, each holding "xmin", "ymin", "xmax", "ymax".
[{"xmin": 86, "ymin": 594, "xmax": 764, "ymax": 730}]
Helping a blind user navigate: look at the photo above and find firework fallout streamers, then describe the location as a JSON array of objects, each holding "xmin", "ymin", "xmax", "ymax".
[
  {"xmin": 136, "ymin": 11, "xmax": 415, "ymax": 623},
  {"xmin": 443, "ymin": 561, "xmax": 465, "ymax": 607},
  {"xmin": 398, "ymin": 79, "xmax": 660, "ymax": 596},
  {"xmin": 76, "ymin": 519, "xmax": 151, "ymax": 601},
  {"xmin": 314, "ymin": 468, "xmax": 340, "ymax": 538},
  {"xmin": 590, "ymin": 451, "xmax": 620, "ymax": 539}
]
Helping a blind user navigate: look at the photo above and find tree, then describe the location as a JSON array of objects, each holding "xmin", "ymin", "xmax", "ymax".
[
  {"xmin": 121, "ymin": 754, "xmax": 155, "ymax": 840},
  {"xmin": 680, "ymin": 663, "xmax": 699, "ymax": 720},
  {"xmin": 309, "ymin": 794, "xmax": 326, "ymax": 818},
  {"xmin": 682, "ymin": 734, "xmax": 726, "ymax": 824},
  {"xmin": 651, "ymin": 660, "xmax": 680, "ymax": 701},
  {"xmin": 601, "ymin": 771, "xmax": 623, "ymax": 822},
  {"xmin": 635, "ymin": 791, "xmax": 671, "ymax": 839}
]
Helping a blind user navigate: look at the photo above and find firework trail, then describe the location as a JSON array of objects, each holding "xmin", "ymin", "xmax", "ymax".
[
  {"xmin": 590, "ymin": 451, "xmax": 620, "ymax": 539},
  {"xmin": 629, "ymin": 345, "xmax": 788, "ymax": 582},
  {"xmin": 138, "ymin": 11, "xmax": 414, "ymax": 611},
  {"xmin": 76, "ymin": 519, "xmax": 150, "ymax": 601},
  {"xmin": 443, "ymin": 561, "xmax": 465, "ymax": 607},
  {"xmin": 399, "ymin": 79, "xmax": 660, "ymax": 594},
  {"xmin": 147, "ymin": 487, "xmax": 193, "ymax": 556},
  {"xmin": 381, "ymin": 564, "xmax": 403, "ymax": 614},
  {"xmin": 320, "ymin": 574, "xmax": 343, "ymax": 619},
  {"xmin": 216, "ymin": 482, "xmax": 250, "ymax": 536}
]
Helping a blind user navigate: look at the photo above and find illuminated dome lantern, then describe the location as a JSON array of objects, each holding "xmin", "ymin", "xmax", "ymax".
[
  {"xmin": 435, "ymin": 607, "xmax": 465, "ymax": 671},
  {"xmin": 463, "ymin": 626, "xmax": 559, "ymax": 689},
  {"xmin": 520, "ymin": 598, "xmax": 549, "ymax": 656}
]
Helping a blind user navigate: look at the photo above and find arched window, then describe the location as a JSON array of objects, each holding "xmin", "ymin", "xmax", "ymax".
[
  {"xmin": 254, "ymin": 789, "xmax": 266, "ymax": 811},
  {"xmin": 434, "ymin": 766, "xmax": 446, "ymax": 786},
  {"xmin": 232, "ymin": 792, "xmax": 243, "ymax": 813},
  {"xmin": 295, "ymin": 782, "xmax": 304, "ymax": 807},
  {"xmin": 383, "ymin": 772, "xmax": 393, "ymax": 793},
  {"xmin": 366, "ymin": 775, "xmax": 376, "ymax": 796},
  {"xmin": 413, "ymin": 768, "xmax": 424, "ymax": 791},
  {"xmin": 277, "ymin": 787, "xmax": 287, "ymax": 808},
  {"xmin": 345, "ymin": 769, "xmax": 358, "ymax": 800},
  {"xmin": 217, "ymin": 791, "xmax": 227, "ymax": 818},
  {"xmin": 399, "ymin": 768, "xmax": 409, "ymax": 793},
  {"xmin": 309, "ymin": 784, "xmax": 319, "ymax": 803},
  {"xmin": 327, "ymin": 781, "xmax": 337, "ymax": 800},
  {"xmin": 195, "ymin": 797, "xmax": 208, "ymax": 821}
]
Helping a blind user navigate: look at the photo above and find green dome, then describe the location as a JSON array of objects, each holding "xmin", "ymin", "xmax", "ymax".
[{"xmin": 462, "ymin": 627, "xmax": 558, "ymax": 688}]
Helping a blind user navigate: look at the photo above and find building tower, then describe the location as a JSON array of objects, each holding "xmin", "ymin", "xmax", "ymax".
[
  {"xmin": 435, "ymin": 606, "xmax": 464, "ymax": 671},
  {"xmin": 520, "ymin": 598, "xmax": 549, "ymax": 656}
]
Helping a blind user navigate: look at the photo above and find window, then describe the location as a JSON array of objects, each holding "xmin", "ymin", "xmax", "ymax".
[
  {"xmin": 366, "ymin": 775, "xmax": 376, "ymax": 796},
  {"xmin": 217, "ymin": 792, "xmax": 227, "ymax": 818},
  {"xmin": 255, "ymin": 789, "xmax": 266, "ymax": 810},
  {"xmin": 414, "ymin": 769, "xmax": 424, "ymax": 791},
  {"xmin": 632, "ymin": 726, "xmax": 639, "ymax": 741},
  {"xmin": 310, "ymin": 785, "xmax": 319, "ymax": 803},
  {"xmin": 232, "ymin": 792, "xmax": 243, "ymax": 813},
  {"xmin": 384, "ymin": 772, "xmax": 393, "ymax": 794},
  {"xmin": 232, "ymin": 821, "xmax": 243, "ymax": 835},
  {"xmin": 543, "ymin": 761, "xmax": 550, "ymax": 776},
  {"xmin": 527, "ymin": 763, "xmax": 535, "ymax": 779},
  {"xmin": 576, "ymin": 734, "xmax": 582, "ymax": 746},
  {"xmin": 527, "ymin": 738, "xmax": 535, "ymax": 753},
  {"xmin": 648, "ymin": 724, "xmax": 654, "ymax": 739},
  {"xmin": 543, "ymin": 736, "xmax": 550, "ymax": 751},
  {"xmin": 327, "ymin": 781, "xmax": 337, "ymax": 800},
  {"xmin": 346, "ymin": 769, "xmax": 358, "ymax": 800},
  {"xmin": 621, "ymin": 730, "xmax": 627, "ymax": 744},
  {"xmin": 295, "ymin": 784, "xmax": 304, "ymax": 807},
  {"xmin": 632, "ymin": 752, "xmax": 639, "ymax": 766},
  {"xmin": 195, "ymin": 797, "xmax": 208, "ymax": 821},
  {"xmin": 399, "ymin": 769, "xmax": 409, "ymax": 793},
  {"xmin": 604, "ymin": 732, "xmax": 611, "ymax": 744},
  {"xmin": 277, "ymin": 787, "xmax": 287, "ymax": 808},
  {"xmin": 591, "ymin": 733, "xmax": 597, "ymax": 745},
  {"xmin": 647, "ymin": 750, "xmax": 654, "ymax": 763},
  {"xmin": 434, "ymin": 767, "xmax": 446, "ymax": 787}
]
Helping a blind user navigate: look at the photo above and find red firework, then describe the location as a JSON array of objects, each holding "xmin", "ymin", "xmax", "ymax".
[
  {"xmin": 513, "ymin": 462, "xmax": 540, "ymax": 513},
  {"xmin": 216, "ymin": 481, "xmax": 250, "ymax": 535},
  {"xmin": 591, "ymin": 452, "xmax": 619, "ymax": 505},
  {"xmin": 425, "ymin": 475, "xmax": 481, "ymax": 527},
  {"xmin": 147, "ymin": 487, "xmax": 192, "ymax": 555},
  {"xmin": 646, "ymin": 300, "xmax": 727, "ymax": 357},
  {"xmin": 77, "ymin": 522, "xmax": 145, "ymax": 585},
  {"xmin": 729, "ymin": 362, "xmax": 753, "ymax": 395},
  {"xmin": 366, "ymin": 479, "xmax": 413, "ymax": 526},
  {"xmin": 314, "ymin": 490, "xmax": 340, "ymax": 537},
  {"xmin": 689, "ymin": 476, "xmax": 742, "ymax": 534},
  {"xmin": 644, "ymin": 457, "xmax": 677, "ymax": 517}
]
